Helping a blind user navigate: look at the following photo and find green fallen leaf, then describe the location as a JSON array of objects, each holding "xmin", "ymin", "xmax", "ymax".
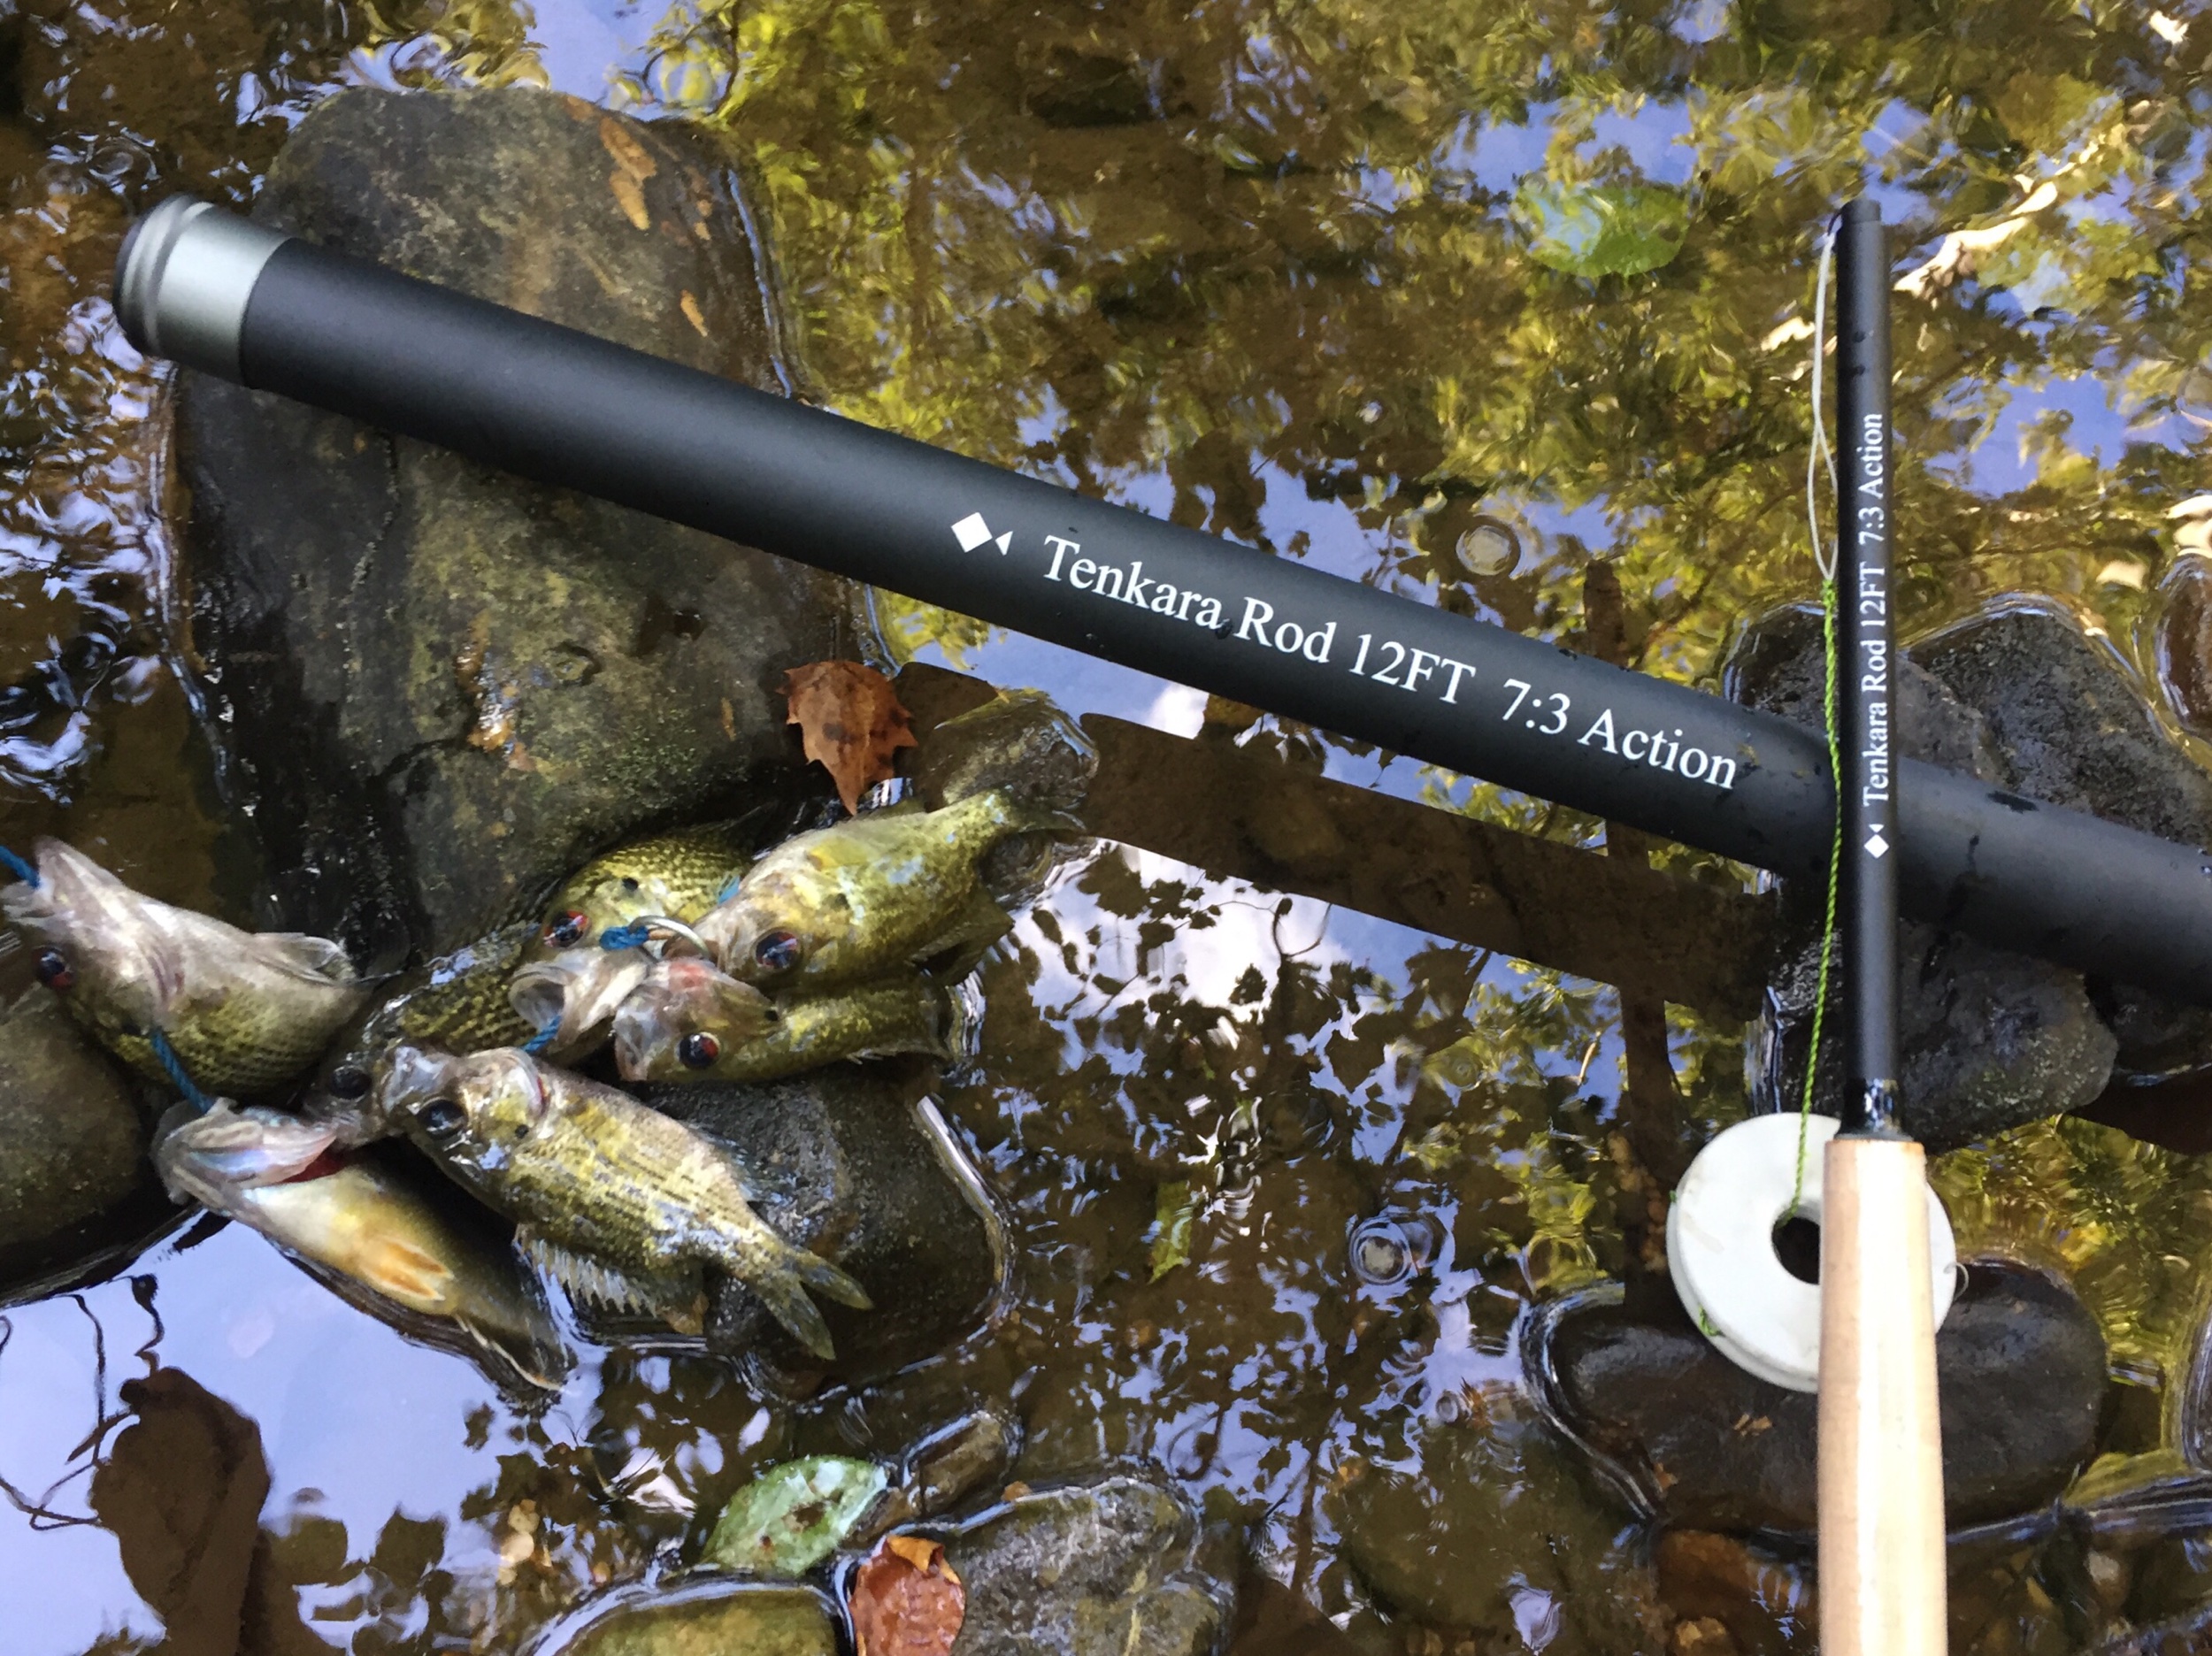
[
  {"xmin": 1149, "ymin": 1180, "xmax": 1196, "ymax": 1280},
  {"xmin": 1512, "ymin": 179, "xmax": 1689, "ymax": 279},
  {"xmin": 701, "ymin": 1454, "xmax": 889, "ymax": 1576}
]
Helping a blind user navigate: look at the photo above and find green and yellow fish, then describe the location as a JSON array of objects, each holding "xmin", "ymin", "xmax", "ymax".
[
  {"xmin": 695, "ymin": 790, "xmax": 1054, "ymax": 991},
  {"xmin": 1, "ymin": 839, "xmax": 369, "ymax": 1094},
  {"xmin": 611, "ymin": 958, "xmax": 957, "ymax": 1085},
  {"xmin": 532, "ymin": 827, "xmax": 753, "ymax": 955},
  {"xmin": 308, "ymin": 921, "xmax": 541, "ymax": 1124},
  {"xmin": 380, "ymin": 1044, "xmax": 870, "ymax": 1358}
]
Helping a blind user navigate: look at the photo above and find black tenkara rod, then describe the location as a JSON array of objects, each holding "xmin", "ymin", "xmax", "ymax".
[
  {"xmin": 1817, "ymin": 198, "xmax": 1947, "ymax": 1656},
  {"xmin": 114, "ymin": 198, "xmax": 2212, "ymax": 1005},
  {"xmin": 1835, "ymin": 200, "xmax": 1901, "ymax": 1138}
]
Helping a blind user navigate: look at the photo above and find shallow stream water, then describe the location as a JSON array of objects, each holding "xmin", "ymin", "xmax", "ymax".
[{"xmin": 4, "ymin": 1, "xmax": 2212, "ymax": 1651}]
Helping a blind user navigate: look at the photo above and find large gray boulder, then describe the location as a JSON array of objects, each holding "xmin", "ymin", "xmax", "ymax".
[
  {"xmin": 176, "ymin": 86, "xmax": 849, "ymax": 965},
  {"xmin": 1526, "ymin": 1260, "xmax": 2106, "ymax": 1538},
  {"xmin": 638, "ymin": 1069, "xmax": 1004, "ymax": 1390}
]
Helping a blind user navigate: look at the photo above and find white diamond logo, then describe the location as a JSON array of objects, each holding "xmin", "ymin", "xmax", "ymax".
[
  {"xmin": 1865, "ymin": 831, "xmax": 1889, "ymax": 859},
  {"xmin": 950, "ymin": 512, "xmax": 1012, "ymax": 555}
]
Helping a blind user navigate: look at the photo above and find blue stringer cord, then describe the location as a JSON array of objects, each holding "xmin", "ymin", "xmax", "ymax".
[
  {"xmin": 146, "ymin": 1029, "xmax": 212, "ymax": 1116},
  {"xmin": 521, "ymin": 1025, "xmax": 558, "ymax": 1054},
  {"xmin": 0, "ymin": 846, "xmax": 37, "ymax": 887}
]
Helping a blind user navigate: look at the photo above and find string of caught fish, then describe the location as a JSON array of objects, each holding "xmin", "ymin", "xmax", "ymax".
[{"xmin": 0, "ymin": 768, "xmax": 1065, "ymax": 1375}]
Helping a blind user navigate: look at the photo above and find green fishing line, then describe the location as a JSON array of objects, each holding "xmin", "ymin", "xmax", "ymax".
[
  {"xmin": 1792, "ymin": 579, "xmax": 1845, "ymax": 1217},
  {"xmin": 1791, "ymin": 222, "xmax": 1842, "ymax": 1218}
]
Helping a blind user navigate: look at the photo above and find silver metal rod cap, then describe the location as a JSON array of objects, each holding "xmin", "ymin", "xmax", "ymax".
[{"xmin": 114, "ymin": 197, "xmax": 288, "ymax": 383}]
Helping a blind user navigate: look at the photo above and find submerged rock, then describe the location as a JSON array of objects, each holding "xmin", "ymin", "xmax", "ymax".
[
  {"xmin": 1728, "ymin": 605, "xmax": 2117, "ymax": 1148},
  {"xmin": 1915, "ymin": 602, "xmax": 2212, "ymax": 1083},
  {"xmin": 850, "ymin": 1406, "xmax": 1021, "ymax": 1546},
  {"xmin": 0, "ymin": 986, "xmax": 152, "ymax": 1263},
  {"xmin": 637, "ymin": 1070, "xmax": 1002, "ymax": 1387},
  {"xmin": 1327, "ymin": 1408, "xmax": 1673, "ymax": 1648},
  {"xmin": 2155, "ymin": 555, "xmax": 2212, "ymax": 740},
  {"xmin": 923, "ymin": 1476, "xmax": 1232, "ymax": 1656},
  {"xmin": 1526, "ymin": 1259, "xmax": 2106, "ymax": 1538},
  {"xmin": 177, "ymin": 85, "xmax": 849, "ymax": 964},
  {"xmin": 539, "ymin": 1579, "xmax": 840, "ymax": 1656},
  {"xmin": 1755, "ymin": 920, "xmax": 2119, "ymax": 1151}
]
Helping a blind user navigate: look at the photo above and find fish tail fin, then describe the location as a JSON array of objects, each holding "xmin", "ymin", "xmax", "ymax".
[
  {"xmin": 730, "ymin": 1239, "xmax": 872, "ymax": 1360},
  {"xmin": 787, "ymin": 1244, "xmax": 872, "ymax": 1311},
  {"xmin": 749, "ymin": 1261, "xmax": 841, "ymax": 1360}
]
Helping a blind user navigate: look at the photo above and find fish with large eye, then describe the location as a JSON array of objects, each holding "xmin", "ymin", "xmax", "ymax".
[
  {"xmin": 529, "ymin": 828, "xmax": 754, "ymax": 966},
  {"xmin": 612, "ymin": 957, "xmax": 961, "ymax": 1085},
  {"xmin": 0, "ymin": 838, "xmax": 369, "ymax": 1094},
  {"xmin": 377, "ymin": 1044, "xmax": 871, "ymax": 1357},
  {"xmin": 300, "ymin": 920, "xmax": 542, "ymax": 1142},
  {"xmin": 695, "ymin": 789, "xmax": 1062, "ymax": 992}
]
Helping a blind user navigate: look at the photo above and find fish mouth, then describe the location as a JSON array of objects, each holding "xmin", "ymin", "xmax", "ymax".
[
  {"xmin": 610, "ymin": 988, "xmax": 682, "ymax": 1081},
  {"xmin": 4, "ymin": 839, "xmax": 183, "ymax": 1022},
  {"xmin": 509, "ymin": 949, "xmax": 650, "ymax": 1052},
  {"xmin": 152, "ymin": 1100, "xmax": 345, "ymax": 1211},
  {"xmin": 506, "ymin": 1049, "xmax": 550, "ymax": 1123}
]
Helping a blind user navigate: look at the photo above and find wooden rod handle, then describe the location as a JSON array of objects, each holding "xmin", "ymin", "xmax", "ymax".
[{"xmin": 1818, "ymin": 1135, "xmax": 1947, "ymax": 1655}]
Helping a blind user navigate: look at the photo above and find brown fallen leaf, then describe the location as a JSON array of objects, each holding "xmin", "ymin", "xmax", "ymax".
[
  {"xmin": 784, "ymin": 660, "xmax": 918, "ymax": 814},
  {"xmin": 850, "ymin": 1533, "xmax": 964, "ymax": 1656}
]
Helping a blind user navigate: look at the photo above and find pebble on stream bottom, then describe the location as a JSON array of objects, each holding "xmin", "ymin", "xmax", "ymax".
[{"xmin": 926, "ymin": 1476, "xmax": 1233, "ymax": 1656}]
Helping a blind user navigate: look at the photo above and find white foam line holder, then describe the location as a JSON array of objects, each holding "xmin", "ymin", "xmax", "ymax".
[{"xmin": 1668, "ymin": 1112, "xmax": 1957, "ymax": 1392}]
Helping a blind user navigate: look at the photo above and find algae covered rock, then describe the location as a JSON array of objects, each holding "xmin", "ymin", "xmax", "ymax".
[
  {"xmin": 636, "ymin": 1070, "xmax": 1002, "ymax": 1388},
  {"xmin": 929, "ymin": 1476, "xmax": 1232, "ymax": 1656},
  {"xmin": 0, "ymin": 985, "xmax": 150, "ymax": 1259},
  {"xmin": 177, "ymin": 85, "xmax": 849, "ymax": 965},
  {"xmin": 700, "ymin": 1455, "xmax": 886, "ymax": 1576}
]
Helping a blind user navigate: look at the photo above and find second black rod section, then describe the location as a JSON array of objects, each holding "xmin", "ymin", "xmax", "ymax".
[
  {"xmin": 1835, "ymin": 200, "xmax": 1901, "ymax": 1137},
  {"xmin": 112, "ymin": 199, "xmax": 2212, "ymax": 1006}
]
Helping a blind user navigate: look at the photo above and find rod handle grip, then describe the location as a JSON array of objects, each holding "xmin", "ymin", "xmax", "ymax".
[{"xmin": 1818, "ymin": 1135, "xmax": 1947, "ymax": 1655}]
